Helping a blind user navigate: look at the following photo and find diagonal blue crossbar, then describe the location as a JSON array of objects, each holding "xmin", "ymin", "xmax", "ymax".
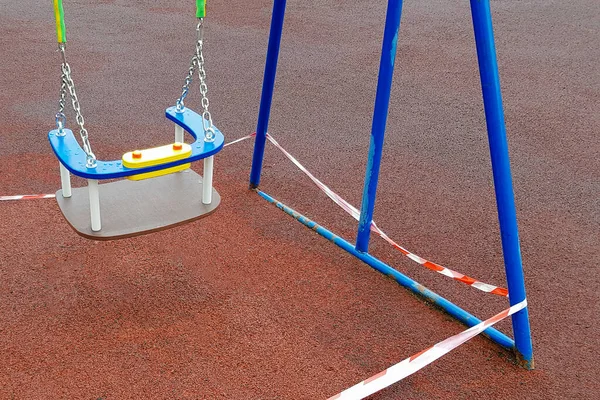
[
  {"xmin": 48, "ymin": 106, "xmax": 224, "ymax": 180},
  {"xmin": 256, "ymin": 189, "xmax": 516, "ymax": 350}
]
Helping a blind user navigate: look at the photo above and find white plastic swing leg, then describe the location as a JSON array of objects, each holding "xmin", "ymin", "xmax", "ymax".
[
  {"xmin": 202, "ymin": 156, "xmax": 214, "ymax": 205},
  {"xmin": 88, "ymin": 179, "xmax": 101, "ymax": 232},
  {"xmin": 175, "ymin": 125, "xmax": 184, "ymax": 143},
  {"xmin": 59, "ymin": 163, "xmax": 72, "ymax": 198}
]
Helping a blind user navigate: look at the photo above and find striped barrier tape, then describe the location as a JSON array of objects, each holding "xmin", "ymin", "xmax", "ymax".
[
  {"xmin": 0, "ymin": 194, "xmax": 56, "ymax": 201},
  {"xmin": 328, "ymin": 299, "xmax": 527, "ymax": 400},
  {"xmin": 0, "ymin": 134, "xmax": 256, "ymax": 202},
  {"xmin": 265, "ymin": 133, "xmax": 508, "ymax": 297},
  {"xmin": 223, "ymin": 133, "xmax": 255, "ymax": 147}
]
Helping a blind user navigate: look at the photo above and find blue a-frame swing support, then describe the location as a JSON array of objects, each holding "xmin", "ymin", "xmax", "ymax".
[{"xmin": 249, "ymin": 0, "xmax": 533, "ymax": 368}]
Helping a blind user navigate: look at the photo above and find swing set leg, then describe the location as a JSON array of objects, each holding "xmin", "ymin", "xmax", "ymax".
[
  {"xmin": 175, "ymin": 125, "xmax": 184, "ymax": 143},
  {"xmin": 59, "ymin": 163, "xmax": 72, "ymax": 198},
  {"xmin": 202, "ymin": 156, "xmax": 214, "ymax": 205},
  {"xmin": 175, "ymin": 122, "xmax": 214, "ymax": 205},
  {"xmin": 88, "ymin": 179, "xmax": 101, "ymax": 231}
]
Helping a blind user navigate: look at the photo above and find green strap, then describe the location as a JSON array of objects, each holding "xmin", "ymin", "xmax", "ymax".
[
  {"xmin": 55, "ymin": 1, "xmax": 204, "ymax": 43},
  {"xmin": 53, "ymin": 0, "xmax": 67, "ymax": 43},
  {"xmin": 196, "ymin": 0, "xmax": 206, "ymax": 18}
]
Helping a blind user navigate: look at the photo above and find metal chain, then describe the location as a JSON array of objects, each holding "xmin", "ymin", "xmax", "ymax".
[
  {"xmin": 58, "ymin": 73, "xmax": 67, "ymax": 114},
  {"xmin": 58, "ymin": 45, "xmax": 97, "ymax": 168},
  {"xmin": 55, "ymin": 72, "xmax": 68, "ymax": 136},
  {"xmin": 196, "ymin": 19, "xmax": 215, "ymax": 142},
  {"xmin": 176, "ymin": 53, "xmax": 197, "ymax": 112},
  {"xmin": 175, "ymin": 18, "xmax": 215, "ymax": 142}
]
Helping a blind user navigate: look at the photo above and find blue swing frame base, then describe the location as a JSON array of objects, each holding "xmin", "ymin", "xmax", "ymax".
[{"xmin": 49, "ymin": 106, "xmax": 224, "ymax": 180}]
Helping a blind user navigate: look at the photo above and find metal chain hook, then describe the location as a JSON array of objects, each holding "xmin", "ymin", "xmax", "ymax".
[{"xmin": 55, "ymin": 112, "xmax": 66, "ymax": 136}]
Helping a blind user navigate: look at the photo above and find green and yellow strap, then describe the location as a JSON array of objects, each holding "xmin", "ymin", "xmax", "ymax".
[
  {"xmin": 54, "ymin": 1, "xmax": 205, "ymax": 43},
  {"xmin": 197, "ymin": 0, "xmax": 206, "ymax": 18},
  {"xmin": 53, "ymin": 0, "xmax": 66, "ymax": 43}
]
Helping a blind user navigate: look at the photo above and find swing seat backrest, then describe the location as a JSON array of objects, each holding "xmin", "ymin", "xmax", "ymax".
[{"xmin": 48, "ymin": 107, "xmax": 224, "ymax": 180}]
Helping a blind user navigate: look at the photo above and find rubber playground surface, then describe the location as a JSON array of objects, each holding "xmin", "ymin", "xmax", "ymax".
[{"xmin": 1, "ymin": 1, "xmax": 598, "ymax": 399}]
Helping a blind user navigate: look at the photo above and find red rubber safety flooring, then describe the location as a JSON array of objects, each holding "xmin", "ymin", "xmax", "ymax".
[{"xmin": 1, "ymin": 1, "xmax": 598, "ymax": 399}]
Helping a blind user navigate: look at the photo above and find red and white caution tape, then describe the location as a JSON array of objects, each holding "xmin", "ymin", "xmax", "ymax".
[
  {"xmin": 0, "ymin": 194, "xmax": 55, "ymax": 201},
  {"xmin": 327, "ymin": 299, "xmax": 527, "ymax": 400},
  {"xmin": 224, "ymin": 133, "xmax": 256, "ymax": 147},
  {"xmin": 376, "ymin": 229, "xmax": 508, "ymax": 296},
  {"xmin": 266, "ymin": 133, "xmax": 508, "ymax": 297}
]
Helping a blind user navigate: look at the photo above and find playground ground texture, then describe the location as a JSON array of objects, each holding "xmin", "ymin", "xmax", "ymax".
[{"xmin": 1, "ymin": 1, "xmax": 598, "ymax": 399}]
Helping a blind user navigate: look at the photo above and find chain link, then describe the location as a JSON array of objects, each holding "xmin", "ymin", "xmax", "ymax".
[{"xmin": 57, "ymin": 45, "xmax": 97, "ymax": 168}]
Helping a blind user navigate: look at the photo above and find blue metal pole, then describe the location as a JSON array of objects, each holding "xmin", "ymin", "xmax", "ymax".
[
  {"xmin": 249, "ymin": 0, "xmax": 287, "ymax": 189},
  {"xmin": 356, "ymin": 0, "xmax": 404, "ymax": 252},
  {"xmin": 257, "ymin": 190, "xmax": 515, "ymax": 349},
  {"xmin": 469, "ymin": 0, "xmax": 533, "ymax": 368}
]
